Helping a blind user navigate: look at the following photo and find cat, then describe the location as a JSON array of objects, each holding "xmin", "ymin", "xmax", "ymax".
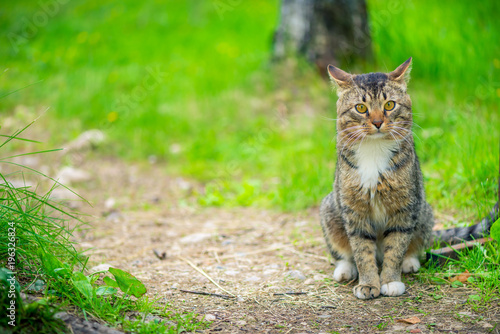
[{"xmin": 319, "ymin": 58, "xmax": 493, "ymax": 299}]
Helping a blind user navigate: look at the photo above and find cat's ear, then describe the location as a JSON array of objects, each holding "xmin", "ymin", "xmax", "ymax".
[
  {"xmin": 327, "ymin": 65, "xmax": 353, "ymax": 88},
  {"xmin": 389, "ymin": 57, "xmax": 412, "ymax": 84}
]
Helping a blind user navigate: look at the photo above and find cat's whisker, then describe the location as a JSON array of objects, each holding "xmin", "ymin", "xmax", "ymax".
[
  {"xmin": 337, "ymin": 125, "xmax": 364, "ymax": 135},
  {"xmin": 339, "ymin": 130, "xmax": 365, "ymax": 156},
  {"xmin": 390, "ymin": 128, "xmax": 413, "ymax": 147},
  {"xmin": 390, "ymin": 126, "xmax": 422, "ymax": 143},
  {"xmin": 320, "ymin": 115, "xmax": 339, "ymax": 122}
]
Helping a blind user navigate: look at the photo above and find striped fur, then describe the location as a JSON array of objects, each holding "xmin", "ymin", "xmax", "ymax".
[
  {"xmin": 320, "ymin": 59, "xmax": 495, "ymax": 299},
  {"xmin": 320, "ymin": 58, "xmax": 433, "ymax": 299}
]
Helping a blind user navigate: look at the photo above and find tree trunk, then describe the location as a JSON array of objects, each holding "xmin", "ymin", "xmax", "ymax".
[{"xmin": 273, "ymin": 0, "xmax": 372, "ymax": 73}]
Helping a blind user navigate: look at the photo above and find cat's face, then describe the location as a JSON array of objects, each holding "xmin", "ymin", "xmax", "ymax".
[{"xmin": 328, "ymin": 58, "xmax": 413, "ymax": 147}]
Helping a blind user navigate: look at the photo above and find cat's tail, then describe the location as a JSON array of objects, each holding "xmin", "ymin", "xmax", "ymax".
[{"xmin": 431, "ymin": 202, "xmax": 498, "ymax": 245}]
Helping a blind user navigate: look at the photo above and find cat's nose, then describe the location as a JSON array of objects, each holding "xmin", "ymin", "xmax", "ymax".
[{"xmin": 372, "ymin": 120, "xmax": 383, "ymax": 129}]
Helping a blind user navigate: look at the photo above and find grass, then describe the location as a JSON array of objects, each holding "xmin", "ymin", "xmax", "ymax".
[
  {"xmin": 0, "ymin": 0, "xmax": 498, "ymax": 219},
  {"xmin": 0, "ymin": 128, "xmax": 207, "ymax": 333},
  {"xmin": 0, "ymin": 0, "xmax": 499, "ymax": 324}
]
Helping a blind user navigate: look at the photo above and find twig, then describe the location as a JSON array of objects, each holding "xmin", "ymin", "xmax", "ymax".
[
  {"xmin": 178, "ymin": 256, "xmax": 236, "ymax": 297},
  {"xmin": 273, "ymin": 292, "xmax": 307, "ymax": 296},
  {"xmin": 180, "ymin": 289, "xmax": 234, "ymax": 299},
  {"xmin": 213, "ymin": 250, "xmax": 221, "ymax": 264},
  {"xmin": 153, "ymin": 249, "xmax": 167, "ymax": 260}
]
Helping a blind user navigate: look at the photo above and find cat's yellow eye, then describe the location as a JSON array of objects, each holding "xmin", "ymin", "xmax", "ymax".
[
  {"xmin": 384, "ymin": 101, "xmax": 396, "ymax": 111},
  {"xmin": 355, "ymin": 104, "xmax": 367, "ymax": 113}
]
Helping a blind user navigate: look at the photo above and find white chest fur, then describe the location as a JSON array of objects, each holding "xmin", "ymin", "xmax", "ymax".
[{"xmin": 355, "ymin": 139, "xmax": 398, "ymax": 191}]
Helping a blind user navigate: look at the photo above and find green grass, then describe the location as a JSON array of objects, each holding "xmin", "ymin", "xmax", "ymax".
[
  {"xmin": 0, "ymin": 129, "xmax": 207, "ymax": 333},
  {"xmin": 2, "ymin": 1, "xmax": 497, "ymax": 327},
  {"xmin": 417, "ymin": 238, "xmax": 500, "ymax": 312},
  {"xmin": 1, "ymin": 0, "xmax": 497, "ymax": 218}
]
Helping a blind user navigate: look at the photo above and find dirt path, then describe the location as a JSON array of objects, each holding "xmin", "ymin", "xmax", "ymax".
[{"xmin": 10, "ymin": 142, "xmax": 496, "ymax": 334}]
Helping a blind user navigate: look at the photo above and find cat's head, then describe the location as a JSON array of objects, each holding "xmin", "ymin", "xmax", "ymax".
[{"xmin": 328, "ymin": 58, "xmax": 413, "ymax": 145}]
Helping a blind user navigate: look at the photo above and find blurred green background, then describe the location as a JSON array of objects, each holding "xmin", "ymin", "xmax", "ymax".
[{"xmin": 1, "ymin": 0, "xmax": 498, "ymax": 220}]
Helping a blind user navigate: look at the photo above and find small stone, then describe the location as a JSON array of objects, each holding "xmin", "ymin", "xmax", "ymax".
[
  {"xmin": 144, "ymin": 314, "xmax": 162, "ymax": 323},
  {"xmin": 221, "ymin": 239, "xmax": 234, "ymax": 246},
  {"xmin": 236, "ymin": 320, "xmax": 247, "ymax": 326},
  {"xmin": 48, "ymin": 187, "xmax": 81, "ymax": 209},
  {"xmin": 180, "ymin": 233, "xmax": 211, "ymax": 244},
  {"xmin": 105, "ymin": 210, "xmax": 123, "ymax": 222},
  {"xmin": 286, "ymin": 270, "xmax": 306, "ymax": 280},
  {"xmin": 89, "ymin": 263, "xmax": 112, "ymax": 273},
  {"xmin": 481, "ymin": 322, "xmax": 494, "ymax": 329},
  {"xmin": 104, "ymin": 197, "xmax": 116, "ymax": 209},
  {"xmin": 245, "ymin": 275, "xmax": 261, "ymax": 282},
  {"xmin": 204, "ymin": 314, "xmax": 216, "ymax": 321},
  {"xmin": 313, "ymin": 273, "xmax": 328, "ymax": 281},
  {"xmin": 303, "ymin": 278, "xmax": 314, "ymax": 285},
  {"xmin": 263, "ymin": 269, "xmax": 279, "ymax": 276},
  {"xmin": 27, "ymin": 279, "xmax": 46, "ymax": 292},
  {"xmin": 225, "ymin": 270, "xmax": 240, "ymax": 276},
  {"xmin": 56, "ymin": 166, "xmax": 91, "ymax": 185},
  {"xmin": 64, "ymin": 129, "xmax": 105, "ymax": 152},
  {"xmin": 318, "ymin": 315, "xmax": 331, "ymax": 319}
]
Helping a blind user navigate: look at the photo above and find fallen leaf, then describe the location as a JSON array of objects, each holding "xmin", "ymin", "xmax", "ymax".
[
  {"xmin": 410, "ymin": 329, "xmax": 422, "ymax": 333},
  {"xmin": 449, "ymin": 270, "xmax": 472, "ymax": 283},
  {"xmin": 397, "ymin": 316, "xmax": 421, "ymax": 324}
]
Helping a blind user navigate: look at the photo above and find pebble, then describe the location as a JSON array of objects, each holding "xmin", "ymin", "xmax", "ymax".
[
  {"xmin": 245, "ymin": 275, "xmax": 261, "ymax": 282},
  {"xmin": 313, "ymin": 273, "xmax": 328, "ymax": 281},
  {"xmin": 104, "ymin": 197, "xmax": 116, "ymax": 209},
  {"xmin": 105, "ymin": 210, "xmax": 123, "ymax": 222},
  {"xmin": 57, "ymin": 166, "xmax": 91, "ymax": 185},
  {"xmin": 303, "ymin": 278, "xmax": 314, "ymax": 285},
  {"xmin": 64, "ymin": 129, "xmax": 105, "ymax": 152},
  {"xmin": 286, "ymin": 270, "xmax": 306, "ymax": 280},
  {"xmin": 48, "ymin": 187, "xmax": 81, "ymax": 209},
  {"xmin": 180, "ymin": 233, "xmax": 212, "ymax": 244},
  {"xmin": 27, "ymin": 279, "xmax": 46, "ymax": 292},
  {"xmin": 224, "ymin": 270, "xmax": 240, "ymax": 276},
  {"xmin": 263, "ymin": 269, "xmax": 279, "ymax": 276},
  {"xmin": 204, "ymin": 314, "xmax": 216, "ymax": 321},
  {"xmin": 89, "ymin": 263, "xmax": 112, "ymax": 273}
]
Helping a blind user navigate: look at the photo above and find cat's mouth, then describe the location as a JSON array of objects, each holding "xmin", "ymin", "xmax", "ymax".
[{"xmin": 368, "ymin": 132, "xmax": 387, "ymax": 139}]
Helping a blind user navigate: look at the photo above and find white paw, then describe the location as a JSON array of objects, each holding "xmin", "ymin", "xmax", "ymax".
[
  {"xmin": 381, "ymin": 281, "xmax": 405, "ymax": 297},
  {"xmin": 402, "ymin": 257, "xmax": 420, "ymax": 273},
  {"xmin": 333, "ymin": 260, "xmax": 358, "ymax": 282}
]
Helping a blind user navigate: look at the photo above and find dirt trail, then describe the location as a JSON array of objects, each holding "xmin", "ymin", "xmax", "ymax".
[
  {"xmin": 19, "ymin": 150, "xmax": 497, "ymax": 334},
  {"xmin": 59, "ymin": 156, "xmax": 498, "ymax": 334}
]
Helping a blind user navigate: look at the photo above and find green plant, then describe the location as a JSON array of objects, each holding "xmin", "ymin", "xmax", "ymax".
[{"xmin": 0, "ymin": 125, "xmax": 206, "ymax": 332}]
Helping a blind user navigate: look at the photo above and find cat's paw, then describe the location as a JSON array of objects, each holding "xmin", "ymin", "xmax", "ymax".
[
  {"xmin": 402, "ymin": 257, "xmax": 420, "ymax": 273},
  {"xmin": 380, "ymin": 282, "xmax": 405, "ymax": 297},
  {"xmin": 333, "ymin": 260, "xmax": 358, "ymax": 282},
  {"xmin": 353, "ymin": 284, "xmax": 380, "ymax": 299}
]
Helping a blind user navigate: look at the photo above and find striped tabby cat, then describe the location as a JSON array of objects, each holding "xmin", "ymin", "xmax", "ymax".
[
  {"xmin": 320, "ymin": 58, "xmax": 494, "ymax": 299},
  {"xmin": 320, "ymin": 58, "xmax": 432, "ymax": 299}
]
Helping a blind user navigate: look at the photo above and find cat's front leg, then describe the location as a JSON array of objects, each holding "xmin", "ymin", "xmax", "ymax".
[
  {"xmin": 346, "ymin": 223, "xmax": 380, "ymax": 299},
  {"xmin": 379, "ymin": 214, "xmax": 414, "ymax": 297}
]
